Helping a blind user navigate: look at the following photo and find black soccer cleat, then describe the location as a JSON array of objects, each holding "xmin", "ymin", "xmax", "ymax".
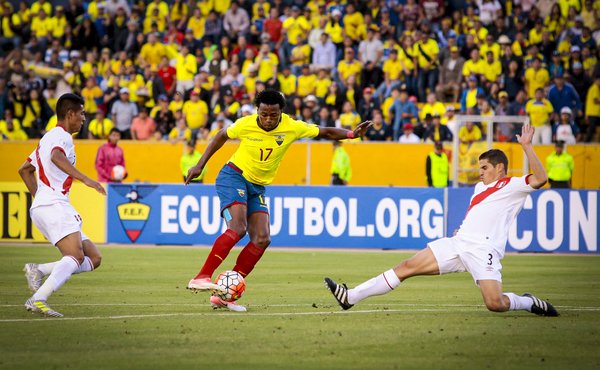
[
  {"xmin": 324, "ymin": 277, "xmax": 354, "ymax": 310},
  {"xmin": 524, "ymin": 293, "xmax": 559, "ymax": 317}
]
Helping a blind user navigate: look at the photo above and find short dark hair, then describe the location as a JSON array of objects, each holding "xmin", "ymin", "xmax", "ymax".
[
  {"xmin": 254, "ymin": 89, "xmax": 286, "ymax": 109},
  {"xmin": 479, "ymin": 149, "xmax": 508, "ymax": 171},
  {"xmin": 109, "ymin": 128, "xmax": 120, "ymax": 135},
  {"xmin": 56, "ymin": 93, "xmax": 84, "ymax": 120}
]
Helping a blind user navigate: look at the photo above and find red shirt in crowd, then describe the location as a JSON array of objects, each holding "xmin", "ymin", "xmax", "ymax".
[
  {"xmin": 264, "ymin": 17, "xmax": 283, "ymax": 43},
  {"xmin": 158, "ymin": 65, "xmax": 177, "ymax": 93},
  {"xmin": 95, "ymin": 141, "xmax": 126, "ymax": 182}
]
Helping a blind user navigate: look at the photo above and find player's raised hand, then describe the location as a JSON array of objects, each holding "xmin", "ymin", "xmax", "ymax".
[
  {"xmin": 185, "ymin": 165, "xmax": 203, "ymax": 185},
  {"xmin": 516, "ymin": 124, "xmax": 534, "ymax": 145},
  {"xmin": 84, "ymin": 177, "xmax": 106, "ymax": 195},
  {"xmin": 354, "ymin": 120, "xmax": 373, "ymax": 138}
]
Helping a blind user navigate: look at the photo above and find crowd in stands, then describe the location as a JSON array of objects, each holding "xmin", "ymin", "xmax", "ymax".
[{"xmin": 0, "ymin": 0, "xmax": 599, "ymax": 145}]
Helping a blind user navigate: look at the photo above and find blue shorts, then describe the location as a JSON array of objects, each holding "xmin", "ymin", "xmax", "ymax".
[{"xmin": 215, "ymin": 163, "xmax": 269, "ymax": 219}]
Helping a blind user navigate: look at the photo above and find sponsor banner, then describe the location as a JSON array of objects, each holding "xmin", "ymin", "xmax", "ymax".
[
  {"xmin": 107, "ymin": 184, "xmax": 445, "ymax": 249},
  {"xmin": 447, "ymin": 188, "xmax": 598, "ymax": 253},
  {"xmin": 0, "ymin": 182, "xmax": 106, "ymax": 243},
  {"xmin": 107, "ymin": 184, "xmax": 598, "ymax": 253}
]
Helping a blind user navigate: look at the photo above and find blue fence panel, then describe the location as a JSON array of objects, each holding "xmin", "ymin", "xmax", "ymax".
[
  {"xmin": 108, "ymin": 184, "xmax": 598, "ymax": 253},
  {"xmin": 107, "ymin": 184, "xmax": 445, "ymax": 249},
  {"xmin": 447, "ymin": 188, "xmax": 598, "ymax": 253}
]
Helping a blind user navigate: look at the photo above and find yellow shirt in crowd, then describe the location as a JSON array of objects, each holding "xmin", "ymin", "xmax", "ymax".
[{"xmin": 525, "ymin": 99, "xmax": 554, "ymax": 127}]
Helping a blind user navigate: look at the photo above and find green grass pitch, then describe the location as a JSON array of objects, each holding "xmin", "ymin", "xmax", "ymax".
[{"xmin": 1, "ymin": 244, "xmax": 599, "ymax": 370}]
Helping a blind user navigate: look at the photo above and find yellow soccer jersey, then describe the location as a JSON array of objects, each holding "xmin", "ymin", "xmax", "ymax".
[
  {"xmin": 525, "ymin": 99, "xmax": 554, "ymax": 127},
  {"xmin": 226, "ymin": 114, "xmax": 320, "ymax": 185},
  {"xmin": 297, "ymin": 74, "xmax": 317, "ymax": 97},
  {"xmin": 586, "ymin": 83, "xmax": 600, "ymax": 117},
  {"xmin": 420, "ymin": 102, "xmax": 446, "ymax": 121},
  {"xmin": 525, "ymin": 67, "xmax": 550, "ymax": 99},
  {"xmin": 337, "ymin": 60, "xmax": 362, "ymax": 83},
  {"xmin": 462, "ymin": 58, "xmax": 486, "ymax": 77},
  {"xmin": 482, "ymin": 61, "xmax": 502, "ymax": 82},
  {"xmin": 413, "ymin": 39, "xmax": 439, "ymax": 69},
  {"xmin": 480, "ymin": 43, "xmax": 501, "ymax": 61},
  {"xmin": 315, "ymin": 77, "xmax": 332, "ymax": 98},
  {"xmin": 383, "ymin": 59, "xmax": 403, "ymax": 80},
  {"xmin": 278, "ymin": 74, "xmax": 297, "ymax": 96}
]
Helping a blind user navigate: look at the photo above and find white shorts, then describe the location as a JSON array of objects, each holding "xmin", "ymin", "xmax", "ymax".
[
  {"xmin": 31, "ymin": 203, "xmax": 89, "ymax": 246},
  {"xmin": 428, "ymin": 235, "xmax": 503, "ymax": 283}
]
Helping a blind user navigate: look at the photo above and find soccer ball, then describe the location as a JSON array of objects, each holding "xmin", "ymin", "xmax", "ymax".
[
  {"xmin": 215, "ymin": 270, "xmax": 246, "ymax": 302},
  {"xmin": 111, "ymin": 165, "xmax": 127, "ymax": 181}
]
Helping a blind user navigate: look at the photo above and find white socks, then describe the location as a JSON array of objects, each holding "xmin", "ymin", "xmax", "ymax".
[
  {"xmin": 74, "ymin": 256, "xmax": 94, "ymax": 274},
  {"xmin": 32, "ymin": 256, "xmax": 80, "ymax": 301},
  {"xmin": 37, "ymin": 261, "xmax": 58, "ymax": 275},
  {"xmin": 38, "ymin": 256, "xmax": 94, "ymax": 276},
  {"xmin": 504, "ymin": 292, "xmax": 533, "ymax": 312},
  {"xmin": 348, "ymin": 269, "xmax": 401, "ymax": 305}
]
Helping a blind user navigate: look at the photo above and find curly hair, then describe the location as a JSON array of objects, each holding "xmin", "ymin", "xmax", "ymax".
[{"xmin": 254, "ymin": 89, "xmax": 286, "ymax": 109}]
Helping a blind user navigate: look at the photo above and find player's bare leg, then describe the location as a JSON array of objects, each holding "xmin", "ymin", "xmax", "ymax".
[
  {"xmin": 24, "ymin": 239, "xmax": 101, "ymax": 293},
  {"xmin": 325, "ymin": 247, "xmax": 440, "ymax": 310},
  {"xmin": 82, "ymin": 239, "xmax": 102, "ymax": 270},
  {"xmin": 25, "ymin": 232, "xmax": 85, "ymax": 317},
  {"xmin": 208, "ymin": 211, "xmax": 269, "ymax": 312},
  {"xmin": 187, "ymin": 204, "xmax": 248, "ymax": 293},
  {"xmin": 480, "ymin": 280, "xmax": 559, "ymax": 316},
  {"xmin": 233, "ymin": 211, "xmax": 270, "ymax": 277}
]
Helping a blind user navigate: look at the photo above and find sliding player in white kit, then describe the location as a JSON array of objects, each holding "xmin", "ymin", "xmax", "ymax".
[
  {"xmin": 18, "ymin": 93, "xmax": 106, "ymax": 317},
  {"xmin": 325, "ymin": 124, "xmax": 559, "ymax": 316}
]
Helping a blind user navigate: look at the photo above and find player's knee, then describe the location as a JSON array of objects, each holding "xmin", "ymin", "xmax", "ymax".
[
  {"xmin": 254, "ymin": 234, "xmax": 271, "ymax": 249},
  {"xmin": 90, "ymin": 254, "xmax": 102, "ymax": 269},
  {"xmin": 70, "ymin": 253, "xmax": 85, "ymax": 265},
  {"xmin": 228, "ymin": 223, "xmax": 248, "ymax": 239},
  {"xmin": 398, "ymin": 258, "xmax": 418, "ymax": 275}
]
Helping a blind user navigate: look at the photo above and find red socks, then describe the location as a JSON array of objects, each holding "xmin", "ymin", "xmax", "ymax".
[
  {"xmin": 233, "ymin": 242, "xmax": 266, "ymax": 277},
  {"xmin": 195, "ymin": 229, "xmax": 241, "ymax": 279}
]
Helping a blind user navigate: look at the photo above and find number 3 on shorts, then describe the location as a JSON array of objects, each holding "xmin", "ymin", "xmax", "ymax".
[{"xmin": 487, "ymin": 253, "xmax": 493, "ymax": 266}]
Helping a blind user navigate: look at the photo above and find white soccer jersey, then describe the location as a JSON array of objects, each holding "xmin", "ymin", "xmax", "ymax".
[
  {"xmin": 27, "ymin": 126, "xmax": 76, "ymax": 209},
  {"xmin": 456, "ymin": 175, "xmax": 535, "ymax": 254}
]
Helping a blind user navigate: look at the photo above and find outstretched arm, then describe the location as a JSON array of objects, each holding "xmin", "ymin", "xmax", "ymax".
[
  {"xmin": 516, "ymin": 124, "xmax": 548, "ymax": 189},
  {"xmin": 185, "ymin": 128, "xmax": 229, "ymax": 185},
  {"xmin": 317, "ymin": 120, "xmax": 372, "ymax": 140}
]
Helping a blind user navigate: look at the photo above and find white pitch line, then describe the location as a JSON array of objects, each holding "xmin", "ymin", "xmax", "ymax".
[
  {"xmin": 0, "ymin": 302, "xmax": 484, "ymax": 308},
  {"xmin": 0, "ymin": 309, "xmax": 501, "ymax": 323},
  {"xmin": 1, "ymin": 306, "xmax": 599, "ymax": 323},
  {"xmin": 0, "ymin": 303, "xmax": 594, "ymax": 309}
]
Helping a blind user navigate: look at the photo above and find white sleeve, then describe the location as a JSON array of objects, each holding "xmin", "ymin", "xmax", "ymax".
[
  {"xmin": 49, "ymin": 132, "xmax": 70, "ymax": 155},
  {"xmin": 516, "ymin": 175, "xmax": 536, "ymax": 193}
]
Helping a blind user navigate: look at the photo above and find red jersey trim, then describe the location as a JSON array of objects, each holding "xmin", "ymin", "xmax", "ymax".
[
  {"xmin": 525, "ymin": 174, "xmax": 532, "ymax": 185},
  {"xmin": 26, "ymin": 157, "xmax": 32, "ymax": 162},
  {"xmin": 466, "ymin": 177, "xmax": 512, "ymax": 214},
  {"xmin": 35, "ymin": 146, "xmax": 53, "ymax": 190},
  {"xmin": 62, "ymin": 176, "xmax": 73, "ymax": 195},
  {"xmin": 51, "ymin": 146, "xmax": 66, "ymax": 155}
]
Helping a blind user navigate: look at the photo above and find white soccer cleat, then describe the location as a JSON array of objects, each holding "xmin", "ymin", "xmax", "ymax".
[
  {"xmin": 187, "ymin": 277, "xmax": 226, "ymax": 294},
  {"xmin": 24, "ymin": 263, "xmax": 44, "ymax": 293},
  {"xmin": 210, "ymin": 295, "xmax": 247, "ymax": 312},
  {"xmin": 25, "ymin": 298, "xmax": 64, "ymax": 318}
]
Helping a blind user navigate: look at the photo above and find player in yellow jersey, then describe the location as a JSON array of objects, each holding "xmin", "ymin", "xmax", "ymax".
[{"xmin": 185, "ymin": 90, "xmax": 372, "ymax": 311}]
